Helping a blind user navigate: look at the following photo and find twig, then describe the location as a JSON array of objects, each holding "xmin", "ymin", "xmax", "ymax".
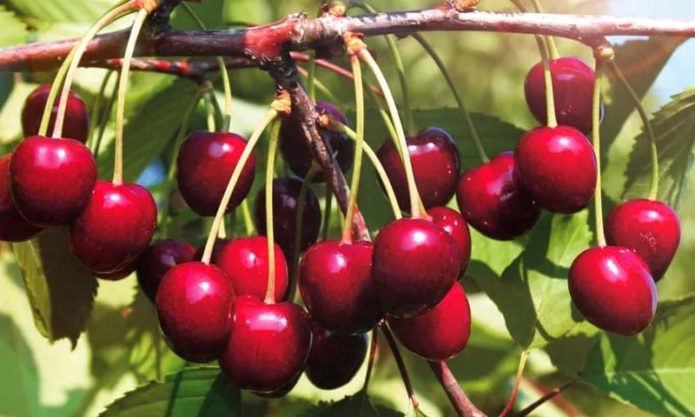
[{"xmin": 428, "ymin": 360, "xmax": 487, "ymax": 417}]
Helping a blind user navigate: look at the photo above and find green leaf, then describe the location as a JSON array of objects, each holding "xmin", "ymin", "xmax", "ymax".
[
  {"xmin": 11, "ymin": 227, "xmax": 98, "ymax": 347},
  {"xmin": 100, "ymin": 367, "xmax": 241, "ymax": 417},
  {"xmin": 317, "ymin": 393, "xmax": 404, "ymax": 417},
  {"xmin": 0, "ymin": 309, "xmax": 40, "ymax": 417},
  {"xmin": 5, "ymin": 0, "xmax": 111, "ymax": 24},
  {"xmin": 0, "ymin": 6, "xmax": 28, "ymax": 47},
  {"xmin": 582, "ymin": 296, "xmax": 695, "ymax": 417},
  {"xmin": 622, "ymin": 88, "xmax": 695, "ymax": 207}
]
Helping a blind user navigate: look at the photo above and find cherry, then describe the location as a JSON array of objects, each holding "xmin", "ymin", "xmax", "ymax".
[
  {"xmin": 372, "ymin": 218, "xmax": 460, "ymax": 317},
  {"xmin": 70, "ymin": 181, "xmax": 157, "ymax": 274},
  {"xmin": 280, "ymin": 101, "xmax": 354, "ymax": 181},
  {"xmin": 0, "ymin": 154, "xmax": 43, "ymax": 242},
  {"xmin": 10, "ymin": 136, "xmax": 96, "ymax": 226},
  {"xmin": 156, "ymin": 262, "xmax": 235, "ymax": 362},
  {"xmin": 605, "ymin": 199, "xmax": 681, "ymax": 281},
  {"xmin": 218, "ymin": 295, "xmax": 312, "ymax": 393},
  {"xmin": 456, "ymin": 152, "xmax": 540, "ymax": 240},
  {"xmin": 254, "ymin": 176, "xmax": 321, "ymax": 258},
  {"xmin": 377, "ymin": 127, "xmax": 460, "ymax": 210},
  {"xmin": 96, "ymin": 261, "xmax": 136, "ymax": 281},
  {"xmin": 194, "ymin": 237, "xmax": 230, "ymax": 265},
  {"xmin": 389, "ymin": 282, "xmax": 471, "ymax": 360},
  {"xmin": 514, "ymin": 126, "xmax": 596, "ymax": 214},
  {"xmin": 569, "ymin": 246, "xmax": 657, "ymax": 335},
  {"xmin": 176, "ymin": 131, "xmax": 256, "ymax": 216},
  {"xmin": 427, "ymin": 206, "xmax": 472, "ymax": 272},
  {"xmin": 137, "ymin": 239, "xmax": 197, "ymax": 301},
  {"xmin": 305, "ymin": 323, "xmax": 368, "ymax": 390},
  {"xmin": 21, "ymin": 84, "xmax": 89, "ymax": 142},
  {"xmin": 299, "ymin": 240, "xmax": 381, "ymax": 334},
  {"xmin": 216, "ymin": 236, "xmax": 289, "ymax": 301},
  {"xmin": 524, "ymin": 57, "xmax": 598, "ymax": 134},
  {"xmin": 254, "ymin": 374, "xmax": 301, "ymax": 399}
]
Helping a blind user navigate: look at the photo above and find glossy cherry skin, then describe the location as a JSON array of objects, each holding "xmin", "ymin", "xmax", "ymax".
[
  {"xmin": 156, "ymin": 262, "xmax": 235, "ymax": 362},
  {"xmin": 218, "ymin": 296, "xmax": 312, "ymax": 393},
  {"xmin": 216, "ymin": 236, "xmax": 289, "ymax": 301},
  {"xmin": 457, "ymin": 152, "xmax": 540, "ymax": 240},
  {"xmin": 280, "ymin": 101, "xmax": 354, "ymax": 182},
  {"xmin": 299, "ymin": 240, "xmax": 382, "ymax": 334},
  {"xmin": 305, "ymin": 323, "xmax": 368, "ymax": 390},
  {"xmin": 70, "ymin": 181, "xmax": 157, "ymax": 274},
  {"xmin": 373, "ymin": 218, "xmax": 461, "ymax": 317},
  {"xmin": 254, "ymin": 374, "xmax": 301, "ymax": 399},
  {"xmin": 137, "ymin": 239, "xmax": 197, "ymax": 301},
  {"xmin": 96, "ymin": 261, "xmax": 136, "ymax": 280},
  {"xmin": 569, "ymin": 246, "xmax": 657, "ymax": 335},
  {"xmin": 176, "ymin": 131, "xmax": 256, "ymax": 216},
  {"xmin": 194, "ymin": 238, "xmax": 230, "ymax": 265},
  {"xmin": 0, "ymin": 154, "xmax": 43, "ymax": 241},
  {"xmin": 524, "ymin": 57, "xmax": 598, "ymax": 134},
  {"xmin": 377, "ymin": 127, "xmax": 460, "ymax": 211},
  {"xmin": 10, "ymin": 136, "xmax": 96, "ymax": 226},
  {"xmin": 427, "ymin": 206, "xmax": 471, "ymax": 273},
  {"xmin": 515, "ymin": 126, "xmax": 597, "ymax": 214},
  {"xmin": 22, "ymin": 84, "xmax": 89, "ymax": 142},
  {"xmin": 254, "ymin": 176, "xmax": 321, "ymax": 258},
  {"xmin": 389, "ymin": 282, "xmax": 471, "ymax": 360},
  {"xmin": 605, "ymin": 199, "xmax": 681, "ymax": 281}
]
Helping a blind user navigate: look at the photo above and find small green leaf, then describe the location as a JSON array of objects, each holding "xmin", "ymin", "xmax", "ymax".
[
  {"xmin": 5, "ymin": 0, "xmax": 111, "ymax": 24},
  {"xmin": 100, "ymin": 367, "xmax": 240, "ymax": 417},
  {"xmin": 0, "ymin": 6, "xmax": 28, "ymax": 47},
  {"xmin": 11, "ymin": 227, "xmax": 98, "ymax": 347},
  {"xmin": 317, "ymin": 393, "xmax": 404, "ymax": 417}
]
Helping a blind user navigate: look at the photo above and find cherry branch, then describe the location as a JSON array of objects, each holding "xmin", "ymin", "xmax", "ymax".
[{"xmin": 429, "ymin": 360, "xmax": 487, "ymax": 417}]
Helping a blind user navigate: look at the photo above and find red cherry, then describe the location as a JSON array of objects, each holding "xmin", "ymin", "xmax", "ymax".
[
  {"xmin": 569, "ymin": 246, "xmax": 657, "ymax": 335},
  {"xmin": 254, "ymin": 176, "xmax": 321, "ymax": 258},
  {"xmin": 95, "ymin": 261, "xmax": 136, "ymax": 281},
  {"xmin": 156, "ymin": 262, "xmax": 235, "ymax": 362},
  {"xmin": 0, "ymin": 154, "xmax": 43, "ymax": 241},
  {"xmin": 254, "ymin": 374, "xmax": 301, "ymax": 399},
  {"xmin": 377, "ymin": 127, "xmax": 460, "ymax": 210},
  {"xmin": 176, "ymin": 131, "xmax": 256, "ymax": 216},
  {"xmin": 21, "ymin": 84, "xmax": 90, "ymax": 142},
  {"xmin": 194, "ymin": 238, "xmax": 230, "ymax": 265},
  {"xmin": 216, "ymin": 236, "xmax": 289, "ymax": 301},
  {"xmin": 515, "ymin": 126, "xmax": 596, "ymax": 214},
  {"xmin": 70, "ymin": 181, "xmax": 157, "ymax": 274},
  {"xmin": 457, "ymin": 152, "xmax": 540, "ymax": 240},
  {"xmin": 10, "ymin": 136, "xmax": 96, "ymax": 226},
  {"xmin": 218, "ymin": 295, "xmax": 312, "ymax": 393},
  {"xmin": 427, "ymin": 206, "xmax": 472, "ymax": 272},
  {"xmin": 305, "ymin": 323, "xmax": 368, "ymax": 390},
  {"xmin": 280, "ymin": 101, "xmax": 354, "ymax": 182},
  {"xmin": 524, "ymin": 57, "xmax": 599, "ymax": 134},
  {"xmin": 605, "ymin": 199, "xmax": 681, "ymax": 281},
  {"xmin": 137, "ymin": 239, "xmax": 196, "ymax": 301},
  {"xmin": 299, "ymin": 240, "xmax": 381, "ymax": 334},
  {"xmin": 389, "ymin": 282, "xmax": 471, "ymax": 360},
  {"xmin": 372, "ymin": 218, "xmax": 460, "ymax": 317}
]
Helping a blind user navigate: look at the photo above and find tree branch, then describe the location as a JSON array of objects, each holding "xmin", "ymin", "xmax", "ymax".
[{"xmin": 429, "ymin": 360, "xmax": 487, "ymax": 417}]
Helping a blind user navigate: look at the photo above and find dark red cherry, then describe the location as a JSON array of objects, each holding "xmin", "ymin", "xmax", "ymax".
[
  {"xmin": 10, "ymin": 136, "xmax": 96, "ymax": 226},
  {"xmin": 372, "ymin": 218, "xmax": 460, "ymax": 317},
  {"xmin": 254, "ymin": 374, "xmax": 301, "ymax": 399},
  {"xmin": 70, "ymin": 181, "xmax": 157, "ymax": 274},
  {"xmin": 377, "ymin": 127, "xmax": 460, "ymax": 210},
  {"xmin": 569, "ymin": 246, "xmax": 657, "ymax": 335},
  {"xmin": 0, "ymin": 154, "xmax": 43, "ymax": 241},
  {"xmin": 515, "ymin": 126, "xmax": 596, "ymax": 214},
  {"xmin": 216, "ymin": 236, "xmax": 289, "ymax": 301},
  {"xmin": 427, "ymin": 206, "xmax": 471, "ymax": 272},
  {"xmin": 457, "ymin": 152, "xmax": 540, "ymax": 240},
  {"xmin": 194, "ymin": 238, "xmax": 230, "ymax": 265},
  {"xmin": 305, "ymin": 323, "xmax": 368, "ymax": 390},
  {"xmin": 254, "ymin": 176, "xmax": 321, "ymax": 258},
  {"xmin": 156, "ymin": 262, "xmax": 235, "ymax": 362},
  {"xmin": 176, "ymin": 131, "xmax": 256, "ymax": 216},
  {"xmin": 280, "ymin": 101, "xmax": 354, "ymax": 182},
  {"xmin": 605, "ymin": 199, "xmax": 681, "ymax": 281},
  {"xmin": 299, "ymin": 240, "xmax": 381, "ymax": 334},
  {"xmin": 21, "ymin": 84, "xmax": 89, "ymax": 142},
  {"xmin": 218, "ymin": 295, "xmax": 312, "ymax": 393},
  {"xmin": 389, "ymin": 282, "xmax": 471, "ymax": 360},
  {"xmin": 137, "ymin": 239, "xmax": 196, "ymax": 301},
  {"xmin": 95, "ymin": 261, "xmax": 136, "ymax": 281},
  {"xmin": 524, "ymin": 57, "xmax": 599, "ymax": 134}
]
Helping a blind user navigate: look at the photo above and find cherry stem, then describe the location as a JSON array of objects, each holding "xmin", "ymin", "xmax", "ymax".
[
  {"xmin": 360, "ymin": 49, "xmax": 422, "ymax": 218},
  {"xmin": 289, "ymin": 168, "xmax": 319, "ymax": 302},
  {"xmin": 380, "ymin": 323, "xmax": 421, "ymax": 412},
  {"xmin": 52, "ymin": 2, "xmax": 135, "ymax": 139},
  {"xmin": 297, "ymin": 66, "xmax": 340, "ymax": 103},
  {"xmin": 513, "ymin": 380, "xmax": 576, "ymax": 417},
  {"xmin": 263, "ymin": 120, "xmax": 281, "ymax": 304},
  {"xmin": 593, "ymin": 60, "xmax": 607, "ymax": 247},
  {"xmin": 87, "ymin": 70, "xmax": 115, "ymax": 151},
  {"xmin": 321, "ymin": 186, "xmax": 333, "ymax": 240},
  {"xmin": 38, "ymin": 49, "xmax": 73, "ymax": 137},
  {"xmin": 218, "ymin": 216, "xmax": 227, "ymax": 238},
  {"xmin": 362, "ymin": 329, "xmax": 379, "ymax": 392},
  {"xmin": 307, "ymin": 54, "xmax": 317, "ymax": 102},
  {"xmin": 411, "ymin": 33, "xmax": 488, "ymax": 163},
  {"xmin": 606, "ymin": 60, "xmax": 659, "ymax": 200},
  {"xmin": 240, "ymin": 200, "xmax": 256, "ymax": 235},
  {"xmin": 93, "ymin": 76, "xmax": 120, "ymax": 160},
  {"xmin": 204, "ymin": 93, "xmax": 219, "ymax": 132},
  {"xmin": 428, "ymin": 361, "xmax": 487, "ymax": 417},
  {"xmin": 499, "ymin": 350, "xmax": 530, "ymax": 417},
  {"xmin": 201, "ymin": 109, "xmax": 278, "ymax": 264},
  {"xmin": 530, "ymin": 0, "xmax": 560, "ymax": 59},
  {"xmin": 537, "ymin": 35, "xmax": 558, "ymax": 128}
]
